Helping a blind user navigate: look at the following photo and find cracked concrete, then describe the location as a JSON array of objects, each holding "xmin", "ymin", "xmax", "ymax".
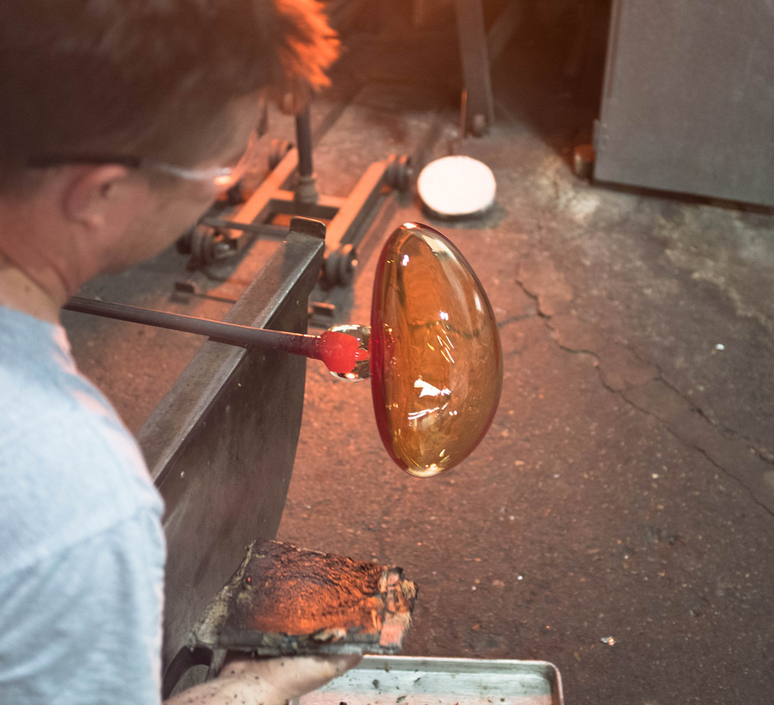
[
  {"xmin": 512, "ymin": 260, "xmax": 774, "ymax": 516},
  {"xmin": 278, "ymin": 10, "xmax": 774, "ymax": 705}
]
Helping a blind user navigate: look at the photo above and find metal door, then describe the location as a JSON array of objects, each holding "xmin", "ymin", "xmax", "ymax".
[{"xmin": 594, "ymin": 0, "xmax": 774, "ymax": 207}]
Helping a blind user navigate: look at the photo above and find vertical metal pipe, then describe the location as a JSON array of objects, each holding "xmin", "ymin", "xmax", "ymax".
[{"xmin": 295, "ymin": 108, "xmax": 314, "ymax": 178}]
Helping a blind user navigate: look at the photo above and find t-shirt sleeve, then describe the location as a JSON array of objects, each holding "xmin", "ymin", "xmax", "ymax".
[{"xmin": 0, "ymin": 510, "xmax": 165, "ymax": 705}]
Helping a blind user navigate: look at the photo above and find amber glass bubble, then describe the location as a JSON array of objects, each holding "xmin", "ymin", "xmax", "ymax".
[{"xmin": 370, "ymin": 223, "xmax": 503, "ymax": 477}]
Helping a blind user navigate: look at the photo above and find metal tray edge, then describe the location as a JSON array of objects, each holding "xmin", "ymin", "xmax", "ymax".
[{"xmin": 321, "ymin": 655, "xmax": 564, "ymax": 705}]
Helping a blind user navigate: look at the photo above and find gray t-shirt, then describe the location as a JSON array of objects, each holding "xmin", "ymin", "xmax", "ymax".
[{"xmin": 0, "ymin": 306, "xmax": 166, "ymax": 704}]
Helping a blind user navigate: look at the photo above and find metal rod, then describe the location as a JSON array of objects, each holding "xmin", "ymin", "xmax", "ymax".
[
  {"xmin": 295, "ymin": 108, "xmax": 314, "ymax": 178},
  {"xmin": 199, "ymin": 217, "xmax": 271, "ymax": 235},
  {"xmin": 63, "ymin": 296, "xmax": 322, "ymax": 360}
]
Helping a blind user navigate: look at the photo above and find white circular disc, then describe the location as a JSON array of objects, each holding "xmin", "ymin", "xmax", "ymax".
[{"xmin": 417, "ymin": 155, "xmax": 496, "ymax": 217}]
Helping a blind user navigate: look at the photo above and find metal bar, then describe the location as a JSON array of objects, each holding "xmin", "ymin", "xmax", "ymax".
[
  {"xmin": 317, "ymin": 194, "xmax": 347, "ymax": 210},
  {"xmin": 200, "ymin": 217, "xmax": 272, "ymax": 236},
  {"xmin": 324, "ymin": 158, "xmax": 389, "ymax": 255},
  {"xmin": 265, "ymin": 197, "xmax": 339, "ymax": 221},
  {"xmin": 274, "ymin": 189, "xmax": 297, "ymax": 202},
  {"xmin": 454, "ymin": 0, "xmax": 495, "ymax": 136},
  {"xmin": 295, "ymin": 108, "xmax": 314, "ymax": 178},
  {"xmin": 63, "ymin": 296, "xmax": 323, "ymax": 361},
  {"xmin": 201, "ymin": 216, "xmax": 289, "ymax": 240},
  {"xmin": 227, "ymin": 147, "xmax": 300, "ymax": 236}
]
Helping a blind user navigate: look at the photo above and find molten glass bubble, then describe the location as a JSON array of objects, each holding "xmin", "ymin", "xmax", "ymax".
[{"xmin": 370, "ymin": 223, "xmax": 503, "ymax": 477}]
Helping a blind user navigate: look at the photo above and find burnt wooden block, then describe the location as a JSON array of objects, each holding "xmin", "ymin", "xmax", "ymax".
[{"xmin": 189, "ymin": 540, "xmax": 417, "ymax": 656}]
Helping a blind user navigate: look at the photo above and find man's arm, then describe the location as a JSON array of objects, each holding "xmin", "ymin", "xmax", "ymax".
[{"xmin": 0, "ymin": 506, "xmax": 359, "ymax": 705}]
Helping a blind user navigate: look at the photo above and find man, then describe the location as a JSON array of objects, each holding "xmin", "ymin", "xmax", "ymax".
[{"xmin": 0, "ymin": 2, "xmax": 358, "ymax": 702}]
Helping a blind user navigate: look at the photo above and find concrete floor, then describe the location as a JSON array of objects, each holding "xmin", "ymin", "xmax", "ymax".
[
  {"xmin": 275, "ymin": 7, "xmax": 774, "ymax": 705},
  {"xmin": 64, "ymin": 5, "xmax": 774, "ymax": 704}
]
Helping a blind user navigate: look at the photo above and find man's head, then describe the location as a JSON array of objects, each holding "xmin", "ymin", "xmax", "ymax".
[
  {"xmin": 0, "ymin": 0, "xmax": 338, "ymax": 189},
  {"xmin": 0, "ymin": 1, "xmax": 338, "ymax": 317}
]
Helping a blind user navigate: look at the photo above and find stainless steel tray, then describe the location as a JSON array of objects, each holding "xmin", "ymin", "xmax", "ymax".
[{"xmin": 302, "ymin": 655, "xmax": 564, "ymax": 705}]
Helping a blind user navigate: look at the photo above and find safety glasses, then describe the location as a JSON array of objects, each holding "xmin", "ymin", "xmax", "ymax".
[{"xmin": 28, "ymin": 129, "xmax": 261, "ymax": 191}]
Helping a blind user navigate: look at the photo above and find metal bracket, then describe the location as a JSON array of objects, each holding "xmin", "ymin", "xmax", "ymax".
[{"xmin": 178, "ymin": 108, "xmax": 412, "ymax": 287}]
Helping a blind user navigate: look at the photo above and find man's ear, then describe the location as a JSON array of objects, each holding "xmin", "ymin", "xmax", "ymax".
[{"xmin": 61, "ymin": 165, "xmax": 143, "ymax": 232}]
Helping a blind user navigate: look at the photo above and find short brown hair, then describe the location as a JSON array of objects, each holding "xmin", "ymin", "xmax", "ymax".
[{"xmin": 0, "ymin": 0, "xmax": 338, "ymax": 188}]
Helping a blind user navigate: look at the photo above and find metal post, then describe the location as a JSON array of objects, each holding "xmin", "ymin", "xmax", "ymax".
[
  {"xmin": 295, "ymin": 108, "xmax": 319, "ymax": 204},
  {"xmin": 454, "ymin": 0, "xmax": 495, "ymax": 136}
]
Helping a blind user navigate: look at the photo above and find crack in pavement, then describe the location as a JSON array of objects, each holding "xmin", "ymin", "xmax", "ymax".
[
  {"xmin": 497, "ymin": 314, "xmax": 540, "ymax": 328},
  {"xmin": 512, "ymin": 270, "xmax": 774, "ymax": 517}
]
